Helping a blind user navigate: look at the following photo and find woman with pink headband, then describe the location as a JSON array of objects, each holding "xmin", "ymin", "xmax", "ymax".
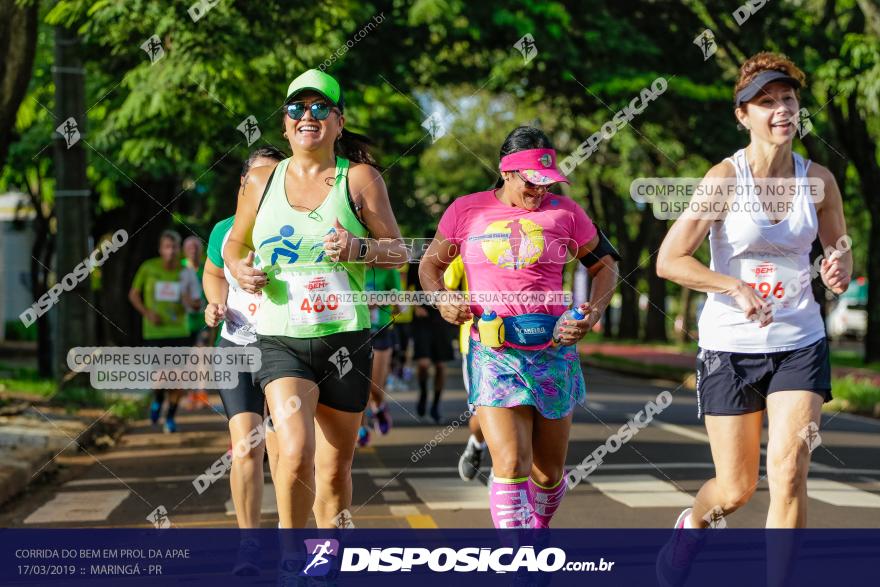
[{"xmin": 420, "ymin": 126, "xmax": 619, "ymax": 528}]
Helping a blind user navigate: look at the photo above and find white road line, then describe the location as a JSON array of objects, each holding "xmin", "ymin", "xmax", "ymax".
[
  {"xmin": 373, "ymin": 477, "xmax": 400, "ymax": 488},
  {"xmin": 586, "ymin": 401, "xmax": 607, "ymax": 410},
  {"xmin": 381, "ymin": 490, "xmax": 411, "ymax": 503},
  {"xmin": 807, "ymin": 478, "xmax": 880, "ymax": 508},
  {"xmin": 587, "ymin": 474, "xmax": 693, "ymax": 508},
  {"xmin": 389, "ymin": 505, "xmax": 421, "ymax": 516},
  {"xmin": 62, "ymin": 463, "xmax": 880, "ymax": 488},
  {"xmin": 406, "ymin": 477, "xmax": 489, "ymax": 510},
  {"xmin": 24, "ymin": 490, "xmax": 130, "ymax": 524},
  {"xmin": 649, "ymin": 420, "xmax": 711, "ymax": 443},
  {"xmin": 224, "ymin": 483, "xmax": 277, "ymax": 516}
]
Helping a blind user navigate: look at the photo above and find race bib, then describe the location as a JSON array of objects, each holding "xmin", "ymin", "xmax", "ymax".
[
  {"xmin": 226, "ymin": 287, "xmax": 263, "ymax": 336},
  {"xmin": 154, "ymin": 281, "xmax": 181, "ymax": 303},
  {"xmin": 280, "ymin": 270, "xmax": 355, "ymax": 326},
  {"xmin": 730, "ymin": 256, "xmax": 809, "ymax": 310}
]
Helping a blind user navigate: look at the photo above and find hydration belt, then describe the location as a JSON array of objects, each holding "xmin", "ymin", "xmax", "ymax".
[{"xmin": 473, "ymin": 313, "xmax": 558, "ymax": 350}]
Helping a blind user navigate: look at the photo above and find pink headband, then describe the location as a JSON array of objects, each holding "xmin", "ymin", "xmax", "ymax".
[{"xmin": 499, "ymin": 148, "xmax": 569, "ymax": 185}]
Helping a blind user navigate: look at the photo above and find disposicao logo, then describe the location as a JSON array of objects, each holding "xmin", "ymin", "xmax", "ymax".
[{"xmin": 301, "ymin": 539, "xmax": 339, "ymax": 577}]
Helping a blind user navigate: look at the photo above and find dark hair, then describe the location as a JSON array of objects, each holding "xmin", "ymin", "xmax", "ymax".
[
  {"xmin": 241, "ymin": 146, "xmax": 286, "ymax": 176},
  {"xmin": 493, "ymin": 126, "xmax": 554, "ymax": 188},
  {"xmin": 336, "ymin": 128, "xmax": 383, "ymax": 171}
]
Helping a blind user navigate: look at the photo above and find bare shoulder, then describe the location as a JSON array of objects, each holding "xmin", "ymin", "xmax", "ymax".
[
  {"xmin": 241, "ymin": 163, "xmax": 278, "ymax": 202},
  {"xmin": 348, "ymin": 162, "xmax": 386, "ymax": 198},
  {"xmin": 806, "ymin": 161, "xmax": 841, "ymax": 212},
  {"xmin": 806, "ymin": 161, "xmax": 836, "ymax": 183},
  {"xmin": 706, "ymin": 159, "xmax": 736, "ymax": 179}
]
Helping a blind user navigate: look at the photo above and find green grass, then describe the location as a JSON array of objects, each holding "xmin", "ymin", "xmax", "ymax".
[
  {"xmin": 826, "ymin": 376, "xmax": 880, "ymax": 414},
  {"xmin": 830, "ymin": 351, "xmax": 880, "ymax": 373},
  {"xmin": 0, "ymin": 362, "xmax": 147, "ymax": 419}
]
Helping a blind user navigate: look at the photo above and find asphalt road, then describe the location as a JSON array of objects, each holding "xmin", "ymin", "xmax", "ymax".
[{"xmin": 3, "ymin": 363, "xmax": 880, "ymax": 529}]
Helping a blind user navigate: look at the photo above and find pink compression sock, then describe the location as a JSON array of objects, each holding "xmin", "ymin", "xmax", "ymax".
[
  {"xmin": 529, "ymin": 476, "xmax": 566, "ymax": 528},
  {"xmin": 489, "ymin": 477, "xmax": 534, "ymax": 528}
]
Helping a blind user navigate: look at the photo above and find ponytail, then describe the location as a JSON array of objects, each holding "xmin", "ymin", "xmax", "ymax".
[{"xmin": 336, "ymin": 128, "xmax": 383, "ymax": 171}]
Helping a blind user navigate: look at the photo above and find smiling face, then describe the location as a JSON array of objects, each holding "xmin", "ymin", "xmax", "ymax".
[
  {"xmin": 736, "ymin": 81, "xmax": 800, "ymax": 145},
  {"xmin": 502, "ymin": 170, "xmax": 553, "ymax": 211},
  {"xmin": 283, "ymin": 90, "xmax": 343, "ymax": 153}
]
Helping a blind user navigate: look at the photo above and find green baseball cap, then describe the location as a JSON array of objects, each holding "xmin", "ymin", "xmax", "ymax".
[{"xmin": 285, "ymin": 69, "xmax": 344, "ymax": 110}]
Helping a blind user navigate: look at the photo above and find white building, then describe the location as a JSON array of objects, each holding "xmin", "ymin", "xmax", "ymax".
[{"xmin": 0, "ymin": 191, "xmax": 37, "ymax": 341}]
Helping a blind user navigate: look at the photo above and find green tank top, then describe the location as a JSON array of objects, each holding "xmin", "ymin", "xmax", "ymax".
[{"xmin": 252, "ymin": 156, "xmax": 369, "ymax": 338}]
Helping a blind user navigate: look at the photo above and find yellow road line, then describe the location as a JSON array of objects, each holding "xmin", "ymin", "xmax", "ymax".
[{"xmin": 406, "ymin": 514, "xmax": 438, "ymax": 528}]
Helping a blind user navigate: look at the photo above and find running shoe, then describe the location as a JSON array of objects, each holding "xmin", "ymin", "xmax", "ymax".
[
  {"xmin": 232, "ymin": 538, "xmax": 261, "ymax": 576},
  {"xmin": 655, "ymin": 508, "xmax": 707, "ymax": 587},
  {"xmin": 458, "ymin": 441, "xmax": 483, "ymax": 482},
  {"xmin": 163, "ymin": 418, "xmax": 177, "ymax": 434},
  {"xmin": 357, "ymin": 425, "xmax": 371, "ymax": 447},
  {"xmin": 430, "ymin": 404, "xmax": 442, "ymax": 425},
  {"xmin": 149, "ymin": 401, "xmax": 161, "ymax": 425},
  {"xmin": 373, "ymin": 405, "xmax": 392, "ymax": 435}
]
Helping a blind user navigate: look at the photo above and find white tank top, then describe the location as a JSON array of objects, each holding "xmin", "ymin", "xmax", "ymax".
[{"xmin": 697, "ymin": 149, "xmax": 825, "ymax": 353}]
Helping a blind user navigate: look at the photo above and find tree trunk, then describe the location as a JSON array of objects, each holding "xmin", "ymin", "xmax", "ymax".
[
  {"xmin": 644, "ymin": 219, "xmax": 668, "ymax": 342},
  {"xmin": 677, "ymin": 287, "xmax": 693, "ymax": 344},
  {"xmin": 0, "ymin": 0, "xmax": 39, "ymax": 167}
]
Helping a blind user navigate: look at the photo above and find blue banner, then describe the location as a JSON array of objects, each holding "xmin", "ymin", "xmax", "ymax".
[{"xmin": 2, "ymin": 529, "xmax": 878, "ymax": 586}]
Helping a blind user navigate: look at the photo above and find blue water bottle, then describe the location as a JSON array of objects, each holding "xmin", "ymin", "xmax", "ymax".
[{"xmin": 552, "ymin": 304, "xmax": 588, "ymax": 345}]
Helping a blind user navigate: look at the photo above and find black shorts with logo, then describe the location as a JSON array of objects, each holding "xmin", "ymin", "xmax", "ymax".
[
  {"xmin": 255, "ymin": 329, "xmax": 373, "ymax": 413},
  {"xmin": 695, "ymin": 337, "xmax": 832, "ymax": 418}
]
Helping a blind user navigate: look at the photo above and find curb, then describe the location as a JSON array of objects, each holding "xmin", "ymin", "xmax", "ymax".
[{"xmin": 0, "ymin": 408, "xmax": 126, "ymax": 508}]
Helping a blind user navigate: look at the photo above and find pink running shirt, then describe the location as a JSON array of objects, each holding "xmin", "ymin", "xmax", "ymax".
[{"xmin": 437, "ymin": 190, "xmax": 597, "ymax": 318}]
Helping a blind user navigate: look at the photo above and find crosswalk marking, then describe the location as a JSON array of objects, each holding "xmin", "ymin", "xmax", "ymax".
[
  {"xmin": 406, "ymin": 477, "xmax": 488, "ymax": 510},
  {"xmin": 381, "ymin": 490, "xmax": 411, "ymax": 503},
  {"xmin": 807, "ymin": 478, "xmax": 880, "ymax": 508},
  {"xmin": 224, "ymin": 483, "xmax": 277, "ymax": 515},
  {"xmin": 24, "ymin": 490, "xmax": 130, "ymax": 524},
  {"xmin": 389, "ymin": 505, "xmax": 420, "ymax": 516},
  {"xmin": 586, "ymin": 475, "xmax": 693, "ymax": 508}
]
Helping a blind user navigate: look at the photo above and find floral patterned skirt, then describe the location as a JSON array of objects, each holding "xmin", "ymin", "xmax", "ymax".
[{"xmin": 467, "ymin": 337, "xmax": 586, "ymax": 419}]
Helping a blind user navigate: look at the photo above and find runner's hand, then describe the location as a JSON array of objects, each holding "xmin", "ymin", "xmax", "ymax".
[
  {"xmin": 554, "ymin": 303, "xmax": 595, "ymax": 346},
  {"xmin": 145, "ymin": 309, "xmax": 162, "ymax": 325},
  {"xmin": 820, "ymin": 251, "xmax": 850, "ymax": 294},
  {"xmin": 727, "ymin": 280, "xmax": 773, "ymax": 327},
  {"xmin": 438, "ymin": 291, "xmax": 472, "ymax": 325},
  {"xmin": 205, "ymin": 303, "xmax": 226, "ymax": 328},
  {"xmin": 232, "ymin": 251, "xmax": 267, "ymax": 294},
  {"xmin": 324, "ymin": 219, "xmax": 358, "ymax": 263}
]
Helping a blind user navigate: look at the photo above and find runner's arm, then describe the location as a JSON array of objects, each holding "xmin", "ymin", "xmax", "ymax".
[
  {"xmin": 202, "ymin": 259, "xmax": 228, "ymax": 328},
  {"xmin": 223, "ymin": 165, "xmax": 273, "ymax": 292},
  {"xmin": 657, "ymin": 161, "xmax": 743, "ymax": 294},
  {"xmin": 347, "ymin": 163, "xmax": 407, "ymax": 268},
  {"xmin": 657, "ymin": 161, "xmax": 772, "ymax": 326},
  {"xmin": 419, "ymin": 232, "xmax": 471, "ymax": 325},
  {"xmin": 812, "ymin": 164, "xmax": 852, "ymax": 294},
  {"xmin": 575, "ymin": 234, "xmax": 619, "ymax": 325}
]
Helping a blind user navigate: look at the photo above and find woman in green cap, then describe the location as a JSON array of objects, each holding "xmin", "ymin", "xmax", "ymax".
[{"xmin": 224, "ymin": 69, "xmax": 405, "ymax": 532}]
